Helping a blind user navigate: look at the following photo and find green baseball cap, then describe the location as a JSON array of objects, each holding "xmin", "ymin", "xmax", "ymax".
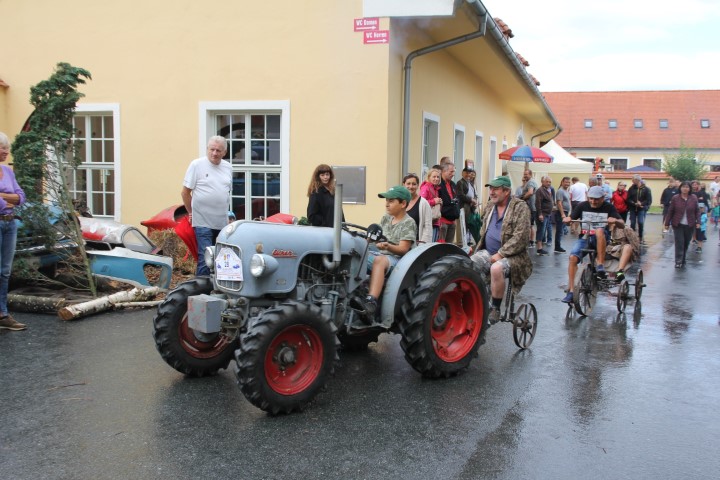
[
  {"xmin": 378, "ymin": 185, "xmax": 411, "ymax": 202},
  {"xmin": 485, "ymin": 175, "xmax": 512, "ymax": 188}
]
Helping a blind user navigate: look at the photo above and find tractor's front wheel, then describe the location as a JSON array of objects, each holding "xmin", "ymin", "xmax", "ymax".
[
  {"xmin": 399, "ymin": 255, "xmax": 488, "ymax": 378},
  {"xmin": 152, "ymin": 277, "xmax": 237, "ymax": 377},
  {"xmin": 235, "ymin": 301, "xmax": 339, "ymax": 414}
]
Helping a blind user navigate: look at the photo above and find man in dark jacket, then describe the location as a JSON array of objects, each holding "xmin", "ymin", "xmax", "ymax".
[
  {"xmin": 437, "ymin": 162, "xmax": 460, "ymax": 243},
  {"xmin": 626, "ymin": 174, "xmax": 652, "ymax": 241},
  {"xmin": 534, "ymin": 176, "xmax": 554, "ymax": 255}
]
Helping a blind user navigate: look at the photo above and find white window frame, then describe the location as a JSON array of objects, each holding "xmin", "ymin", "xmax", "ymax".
[
  {"xmin": 73, "ymin": 103, "xmax": 121, "ymax": 219},
  {"xmin": 422, "ymin": 111, "xmax": 440, "ymax": 178},
  {"xmin": 609, "ymin": 158, "xmax": 628, "ymax": 171},
  {"xmin": 643, "ymin": 158, "xmax": 662, "ymax": 170},
  {"xmin": 489, "ymin": 136, "xmax": 497, "ymax": 182},
  {"xmin": 199, "ymin": 101, "xmax": 290, "ymax": 216},
  {"xmin": 474, "ymin": 131, "xmax": 484, "ymax": 188},
  {"xmin": 453, "ymin": 124, "xmax": 465, "ymax": 174}
]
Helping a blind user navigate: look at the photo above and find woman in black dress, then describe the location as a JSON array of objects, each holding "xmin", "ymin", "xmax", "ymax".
[{"xmin": 307, "ymin": 164, "xmax": 343, "ymax": 227}]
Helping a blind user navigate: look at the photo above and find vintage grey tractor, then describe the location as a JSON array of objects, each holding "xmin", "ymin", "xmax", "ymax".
[{"xmin": 152, "ymin": 192, "xmax": 488, "ymax": 414}]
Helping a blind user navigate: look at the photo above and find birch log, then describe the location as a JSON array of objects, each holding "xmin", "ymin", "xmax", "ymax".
[
  {"xmin": 58, "ymin": 287, "xmax": 161, "ymax": 321},
  {"xmin": 8, "ymin": 294, "xmax": 68, "ymax": 314},
  {"xmin": 112, "ymin": 301, "xmax": 162, "ymax": 309}
]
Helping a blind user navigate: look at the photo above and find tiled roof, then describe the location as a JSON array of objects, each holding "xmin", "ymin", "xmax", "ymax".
[
  {"xmin": 493, "ymin": 18, "xmax": 514, "ymax": 39},
  {"xmin": 544, "ymin": 90, "xmax": 720, "ymax": 149}
]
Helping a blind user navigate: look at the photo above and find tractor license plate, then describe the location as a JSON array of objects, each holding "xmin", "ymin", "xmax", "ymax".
[{"xmin": 216, "ymin": 247, "xmax": 243, "ymax": 282}]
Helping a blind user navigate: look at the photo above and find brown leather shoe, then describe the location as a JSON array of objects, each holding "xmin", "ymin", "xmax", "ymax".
[{"xmin": 0, "ymin": 315, "xmax": 27, "ymax": 331}]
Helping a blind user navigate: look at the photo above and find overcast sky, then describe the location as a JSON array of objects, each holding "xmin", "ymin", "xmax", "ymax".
[{"xmin": 484, "ymin": 0, "xmax": 720, "ymax": 92}]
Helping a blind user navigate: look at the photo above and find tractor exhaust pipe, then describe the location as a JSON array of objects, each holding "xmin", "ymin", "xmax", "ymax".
[{"xmin": 322, "ymin": 183, "xmax": 342, "ymax": 270}]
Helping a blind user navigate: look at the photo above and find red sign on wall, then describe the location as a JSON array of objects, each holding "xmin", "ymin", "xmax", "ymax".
[
  {"xmin": 363, "ymin": 30, "xmax": 389, "ymax": 45},
  {"xmin": 354, "ymin": 17, "xmax": 379, "ymax": 31}
]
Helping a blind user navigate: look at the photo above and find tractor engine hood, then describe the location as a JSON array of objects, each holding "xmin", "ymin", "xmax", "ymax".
[{"xmin": 213, "ymin": 220, "xmax": 365, "ymax": 297}]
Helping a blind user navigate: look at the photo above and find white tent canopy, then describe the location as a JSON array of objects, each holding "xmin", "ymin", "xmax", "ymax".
[{"xmin": 506, "ymin": 140, "xmax": 592, "ymax": 193}]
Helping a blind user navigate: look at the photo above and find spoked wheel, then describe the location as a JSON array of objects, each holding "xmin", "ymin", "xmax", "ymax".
[
  {"xmin": 152, "ymin": 277, "xmax": 238, "ymax": 376},
  {"xmin": 634, "ymin": 270, "xmax": 644, "ymax": 300},
  {"xmin": 574, "ymin": 263, "xmax": 598, "ymax": 316},
  {"xmin": 512, "ymin": 303, "xmax": 537, "ymax": 349},
  {"xmin": 235, "ymin": 301, "xmax": 339, "ymax": 415},
  {"xmin": 399, "ymin": 255, "xmax": 488, "ymax": 378},
  {"xmin": 616, "ymin": 280, "xmax": 630, "ymax": 312}
]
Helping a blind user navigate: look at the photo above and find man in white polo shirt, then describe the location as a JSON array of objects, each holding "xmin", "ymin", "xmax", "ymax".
[{"xmin": 181, "ymin": 135, "xmax": 233, "ymax": 276}]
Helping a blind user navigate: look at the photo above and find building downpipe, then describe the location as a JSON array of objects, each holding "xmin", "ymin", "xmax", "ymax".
[{"xmin": 401, "ymin": 0, "xmax": 562, "ymax": 174}]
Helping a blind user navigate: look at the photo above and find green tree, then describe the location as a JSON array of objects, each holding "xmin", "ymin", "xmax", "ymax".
[
  {"xmin": 663, "ymin": 144, "xmax": 707, "ymax": 182},
  {"xmin": 10, "ymin": 62, "xmax": 97, "ymax": 296}
]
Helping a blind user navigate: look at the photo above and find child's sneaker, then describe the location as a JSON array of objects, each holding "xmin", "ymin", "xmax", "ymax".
[{"xmin": 615, "ymin": 270, "xmax": 625, "ymax": 282}]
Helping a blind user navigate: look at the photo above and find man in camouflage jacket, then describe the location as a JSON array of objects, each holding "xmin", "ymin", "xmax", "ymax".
[{"xmin": 471, "ymin": 176, "xmax": 533, "ymax": 326}]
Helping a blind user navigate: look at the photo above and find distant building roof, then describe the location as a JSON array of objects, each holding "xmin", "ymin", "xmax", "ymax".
[{"xmin": 544, "ymin": 90, "xmax": 720, "ymax": 150}]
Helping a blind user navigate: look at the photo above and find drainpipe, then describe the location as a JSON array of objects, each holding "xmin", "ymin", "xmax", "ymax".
[
  {"xmin": 465, "ymin": 0, "xmax": 562, "ymax": 145},
  {"xmin": 531, "ymin": 127, "xmax": 559, "ymax": 147},
  {"xmin": 401, "ymin": 10, "xmax": 487, "ymax": 174}
]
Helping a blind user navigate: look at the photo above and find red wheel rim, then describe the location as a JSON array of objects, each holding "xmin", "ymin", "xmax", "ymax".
[
  {"xmin": 178, "ymin": 314, "xmax": 232, "ymax": 359},
  {"xmin": 265, "ymin": 325, "xmax": 324, "ymax": 395},
  {"xmin": 430, "ymin": 278, "xmax": 484, "ymax": 362}
]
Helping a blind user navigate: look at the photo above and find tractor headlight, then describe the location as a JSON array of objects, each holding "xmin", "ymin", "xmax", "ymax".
[
  {"xmin": 204, "ymin": 246, "xmax": 215, "ymax": 272},
  {"xmin": 250, "ymin": 254, "xmax": 279, "ymax": 277}
]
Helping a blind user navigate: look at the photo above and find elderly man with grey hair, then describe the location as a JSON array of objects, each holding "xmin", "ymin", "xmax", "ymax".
[
  {"xmin": 181, "ymin": 135, "xmax": 233, "ymax": 276},
  {"xmin": 626, "ymin": 174, "xmax": 652, "ymax": 242}
]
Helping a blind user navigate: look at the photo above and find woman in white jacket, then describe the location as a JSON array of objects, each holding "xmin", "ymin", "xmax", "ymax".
[{"xmin": 403, "ymin": 173, "xmax": 433, "ymax": 244}]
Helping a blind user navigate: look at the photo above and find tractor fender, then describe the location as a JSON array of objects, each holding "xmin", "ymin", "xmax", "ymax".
[{"xmin": 379, "ymin": 242, "xmax": 467, "ymax": 327}]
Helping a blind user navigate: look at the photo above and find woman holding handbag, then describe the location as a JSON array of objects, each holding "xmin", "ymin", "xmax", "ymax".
[{"xmin": 420, "ymin": 167, "xmax": 443, "ymax": 241}]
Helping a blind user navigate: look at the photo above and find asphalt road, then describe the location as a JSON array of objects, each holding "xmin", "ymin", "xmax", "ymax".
[{"xmin": 1, "ymin": 215, "xmax": 719, "ymax": 480}]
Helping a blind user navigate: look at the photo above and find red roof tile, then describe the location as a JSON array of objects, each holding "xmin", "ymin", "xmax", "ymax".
[
  {"xmin": 544, "ymin": 91, "xmax": 720, "ymax": 149},
  {"xmin": 493, "ymin": 18, "xmax": 514, "ymax": 39}
]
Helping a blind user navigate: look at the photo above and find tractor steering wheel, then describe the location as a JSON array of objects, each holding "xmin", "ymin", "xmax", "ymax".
[{"xmin": 341, "ymin": 222, "xmax": 389, "ymax": 243}]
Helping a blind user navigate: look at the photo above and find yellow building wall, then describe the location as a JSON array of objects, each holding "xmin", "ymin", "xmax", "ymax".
[
  {"xmin": 1, "ymin": 0, "xmax": 556, "ymax": 228},
  {"xmin": 0, "ymin": 0, "xmax": 395, "ymax": 227},
  {"xmin": 568, "ymin": 149, "xmax": 720, "ymax": 170},
  {"xmin": 387, "ymin": 21, "xmax": 552, "ymax": 194}
]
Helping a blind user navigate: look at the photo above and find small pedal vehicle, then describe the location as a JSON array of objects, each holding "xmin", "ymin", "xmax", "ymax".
[
  {"xmin": 483, "ymin": 270, "xmax": 537, "ymax": 348},
  {"xmin": 568, "ymin": 220, "xmax": 645, "ymax": 316}
]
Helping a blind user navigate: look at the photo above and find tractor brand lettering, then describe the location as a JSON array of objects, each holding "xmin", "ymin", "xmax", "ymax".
[{"xmin": 272, "ymin": 249, "xmax": 296, "ymax": 258}]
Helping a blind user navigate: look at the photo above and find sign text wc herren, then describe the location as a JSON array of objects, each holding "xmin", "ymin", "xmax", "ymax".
[{"xmin": 354, "ymin": 17, "xmax": 389, "ymax": 45}]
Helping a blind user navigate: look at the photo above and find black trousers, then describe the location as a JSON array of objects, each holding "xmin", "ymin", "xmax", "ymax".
[
  {"xmin": 673, "ymin": 224, "xmax": 694, "ymax": 265},
  {"xmin": 554, "ymin": 211, "xmax": 564, "ymax": 249}
]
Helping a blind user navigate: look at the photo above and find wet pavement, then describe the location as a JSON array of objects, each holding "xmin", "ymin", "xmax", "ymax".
[{"xmin": 1, "ymin": 215, "xmax": 719, "ymax": 480}]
